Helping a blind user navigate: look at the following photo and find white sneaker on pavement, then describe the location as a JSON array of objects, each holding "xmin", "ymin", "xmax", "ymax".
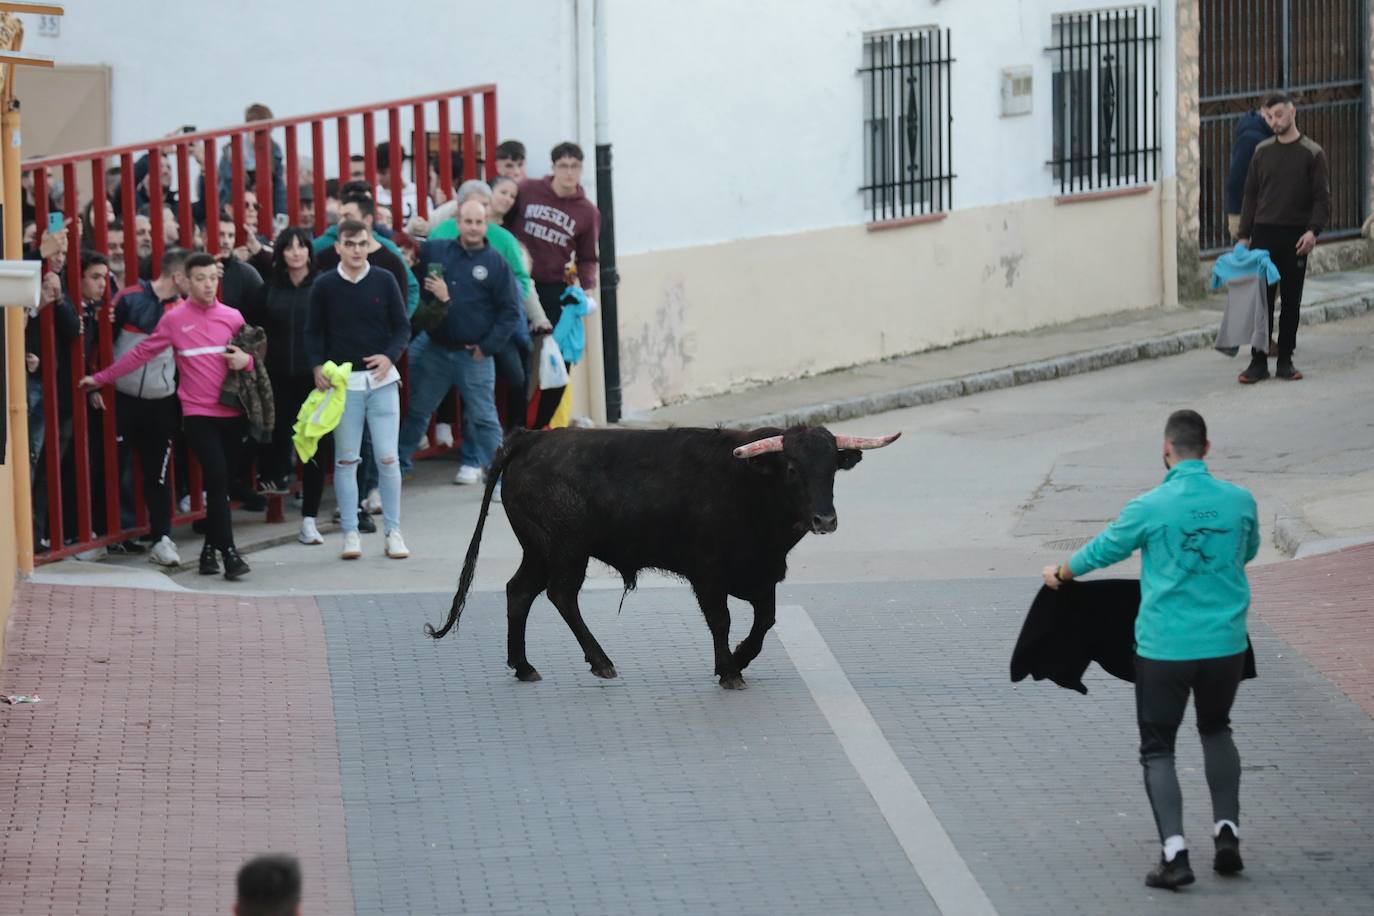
[
  {"xmin": 417, "ymin": 434, "xmax": 430, "ymax": 450},
  {"xmin": 363, "ymin": 488, "xmax": 383, "ymax": 515},
  {"xmin": 434, "ymin": 423, "xmax": 455, "ymax": 448},
  {"xmin": 147, "ymin": 536, "xmax": 181, "ymax": 567},
  {"xmin": 384, "ymin": 529, "xmax": 410, "ymax": 559},
  {"xmin": 341, "ymin": 530, "xmax": 362, "ymax": 559},
  {"xmin": 453, "ymin": 465, "xmax": 483, "ymax": 485},
  {"xmin": 299, "ymin": 517, "xmax": 324, "ymax": 545}
]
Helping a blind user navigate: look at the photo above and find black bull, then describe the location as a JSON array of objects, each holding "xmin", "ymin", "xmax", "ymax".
[{"xmin": 425, "ymin": 425, "xmax": 900, "ymax": 688}]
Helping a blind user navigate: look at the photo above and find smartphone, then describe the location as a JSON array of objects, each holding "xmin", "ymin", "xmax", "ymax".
[
  {"xmin": 47, "ymin": 212, "xmax": 64, "ymax": 234},
  {"xmin": 426, "ymin": 263, "xmax": 444, "ymax": 279}
]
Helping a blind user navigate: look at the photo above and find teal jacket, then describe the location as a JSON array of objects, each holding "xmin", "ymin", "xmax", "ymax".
[
  {"xmin": 1210, "ymin": 243, "xmax": 1280, "ymax": 289},
  {"xmin": 313, "ymin": 225, "xmax": 419, "ymax": 315},
  {"xmin": 1068, "ymin": 460, "xmax": 1260, "ymax": 661}
]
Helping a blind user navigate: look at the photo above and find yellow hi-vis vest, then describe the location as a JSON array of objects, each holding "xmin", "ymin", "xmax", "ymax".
[{"xmin": 292, "ymin": 360, "xmax": 352, "ymax": 464}]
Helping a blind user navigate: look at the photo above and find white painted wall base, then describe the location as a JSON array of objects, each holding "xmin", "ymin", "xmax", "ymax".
[{"xmin": 614, "ymin": 188, "xmax": 1165, "ymax": 413}]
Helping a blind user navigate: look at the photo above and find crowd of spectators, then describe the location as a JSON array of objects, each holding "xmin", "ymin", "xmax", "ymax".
[{"xmin": 21, "ymin": 101, "xmax": 602, "ymax": 574}]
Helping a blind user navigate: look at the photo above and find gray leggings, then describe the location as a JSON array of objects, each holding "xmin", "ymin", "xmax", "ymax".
[{"xmin": 1135, "ymin": 651, "xmax": 1246, "ymax": 842}]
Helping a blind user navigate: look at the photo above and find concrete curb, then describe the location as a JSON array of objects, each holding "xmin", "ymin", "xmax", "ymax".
[
  {"xmin": 730, "ymin": 292, "xmax": 1374, "ymax": 429},
  {"xmin": 1272, "ymin": 503, "xmax": 1321, "ymax": 558}
]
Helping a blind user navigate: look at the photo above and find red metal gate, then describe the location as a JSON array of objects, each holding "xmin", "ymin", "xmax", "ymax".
[{"xmin": 22, "ymin": 84, "xmax": 498, "ymax": 563}]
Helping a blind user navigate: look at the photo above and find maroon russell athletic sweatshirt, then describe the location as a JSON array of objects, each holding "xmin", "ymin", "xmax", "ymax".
[{"xmin": 512, "ymin": 176, "xmax": 601, "ymax": 290}]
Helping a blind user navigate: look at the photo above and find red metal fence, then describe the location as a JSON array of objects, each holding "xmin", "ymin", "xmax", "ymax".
[{"xmin": 22, "ymin": 84, "xmax": 498, "ymax": 563}]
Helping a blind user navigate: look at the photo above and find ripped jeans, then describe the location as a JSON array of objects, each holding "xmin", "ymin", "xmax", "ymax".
[{"xmin": 334, "ymin": 381, "xmax": 402, "ymax": 535}]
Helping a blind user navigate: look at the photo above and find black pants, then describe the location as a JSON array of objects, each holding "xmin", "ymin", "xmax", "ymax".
[
  {"xmin": 532, "ymin": 281, "xmax": 568, "ymax": 429},
  {"xmin": 116, "ymin": 393, "xmax": 180, "ymax": 541},
  {"xmin": 263, "ymin": 373, "xmax": 326, "ymax": 518},
  {"xmin": 1248, "ymin": 223, "xmax": 1308, "ymax": 359},
  {"xmin": 183, "ymin": 414, "xmax": 246, "ymax": 551},
  {"xmin": 494, "ymin": 335, "xmax": 532, "ymax": 431},
  {"xmin": 1135, "ymin": 651, "xmax": 1245, "ymax": 842}
]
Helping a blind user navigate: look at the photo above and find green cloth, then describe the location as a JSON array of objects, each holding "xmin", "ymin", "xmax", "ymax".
[
  {"xmin": 427, "ymin": 222, "xmax": 532, "ymax": 300},
  {"xmin": 1069, "ymin": 460, "xmax": 1260, "ymax": 661},
  {"xmin": 292, "ymin": 360, "xmax": 351, "ymax": 464},
  {"xmin": 312, "ymin": 225, "xmax": 420, "ymax": 315}
]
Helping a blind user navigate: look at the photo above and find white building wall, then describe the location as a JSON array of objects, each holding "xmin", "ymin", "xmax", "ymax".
[
  {"xmin": 606, "ymin": 0, "xmax": 1169, "ymax": 255},
  {"xmin": 25, "ymin": 1, "xmax": 1175, "ymax": 417}
]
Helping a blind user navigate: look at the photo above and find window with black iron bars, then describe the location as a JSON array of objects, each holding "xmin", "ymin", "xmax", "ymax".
[
  {"xmin": 860, "ymin": 28, "xmax": 955, "ymax": 222},
  {"xmin": 1048, "ymin": 6, "xmax": 1160, "ymax": 194}
]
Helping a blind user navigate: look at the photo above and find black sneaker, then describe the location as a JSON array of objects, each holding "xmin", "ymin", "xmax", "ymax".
[
  {"xmin": 357, "ymin": 509, "xmax": 377, "ymax": 534},
  {"xmin": 1214, "ymin": 826, "xmax": 1244, "ymax": 875},
  {"xmin": 198, "ymin": 542, "xmax": 220, "ymax": 575},
  {"xmin": 257, "ymin": 477, "xmax": 290, "ymax": 496},
  {"xmin": 1145, "ymin": 849, "xmax": 1196, "ymax": 890},
  {"xmin": 1238, "ymin": 357, "xmax": 1270, "ymax": 384},
  {"xmin": 107, "ymin": 539, "xmax": 147, "ymax": 556},
  {"xmin": 235, "ymin": 492, "xmax": 268, "ymax": 512},
  {"xmin": 1276, "ymin": 358, "xmax": 1303, "ymax": 381},
  {"xmin": 221, "ymin": 547, "xmax": 251, "ymax": 581}
]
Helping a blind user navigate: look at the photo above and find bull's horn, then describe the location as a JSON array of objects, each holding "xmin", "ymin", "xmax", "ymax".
[
  {"xmin": 733, "ymin": 435, "xmax": 785, "ymax": 458},
  {"xmin": 834, "ymin": 432, "xmax": 902, "ymax": 450}
]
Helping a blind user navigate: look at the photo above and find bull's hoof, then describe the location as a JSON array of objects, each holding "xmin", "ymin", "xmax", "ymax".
[
  {"xmin": 719, "ymin": 674, "xmax": 748, "ymax": 690},
  {"xmin": 513, "ymin": 666, "xmax": 542, "ymax": 682},
  {"xmin": 591, "ymin": 664, "xmax": 618, "ymax": 679}
]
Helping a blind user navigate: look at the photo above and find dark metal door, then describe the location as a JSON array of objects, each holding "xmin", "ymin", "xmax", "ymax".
[{"xmin": 1198, "ymin": 0, "xmax": 1368, "ymax": 254}]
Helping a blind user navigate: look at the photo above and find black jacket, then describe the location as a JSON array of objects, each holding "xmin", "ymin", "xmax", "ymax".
[
  {"xmin": 1225, "ymin": 111, "xmax": 1272, "ymax": 215},
  {"xmin": 1010, "ymin": 580, "xmax": 1257, "ymax": 694},
  {"xmin": 244, "ymin": 273, "xmax": 316, "ymax": 379}
]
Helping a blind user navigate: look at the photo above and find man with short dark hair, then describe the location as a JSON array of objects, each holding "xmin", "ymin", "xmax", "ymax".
[
  {"xmin": 234, "ymin": 853, "xmax": 301, "ymax": 916},
  {"xmin": 83, "ymin": 252, "xmax": 256, "ymax": 581},
  {"xmin": 512, "ymin": 141, "xmax": 601, "ymax": 427},
  {"xmin": 311, "ymin": 191, "xmax": 418, "ymax": 313},
  {"xmin": 100, "ymin": 247, "xmax": 194, "ymax": 567},
  {"xmin": 306, "ymin": 219, "xmax": 412, "ymax": 560},
  {"xmin": 1042, "ymin": 409, "xmax": 1259, "ymax": 890},
  {"xmin": 374, "ymin": 140, "xmax": 418, "ymax": 222},
  {"xmin": 1236, "ymin": 91, "xmax": 1331, "ymax": 383},
  {"xmin": 494, "ymin": 139, "xmax": 527, "ymax": 180}
]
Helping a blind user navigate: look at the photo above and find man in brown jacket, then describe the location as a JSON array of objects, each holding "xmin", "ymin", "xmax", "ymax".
[{"xmin": 1236, "ymin": 91, "xmax": 1331, "ymax": 384}]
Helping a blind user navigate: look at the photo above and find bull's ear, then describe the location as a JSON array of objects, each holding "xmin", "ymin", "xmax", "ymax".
[{"xmin": 837, "ymin": 449, "xmax": 863, "ymax": 471}]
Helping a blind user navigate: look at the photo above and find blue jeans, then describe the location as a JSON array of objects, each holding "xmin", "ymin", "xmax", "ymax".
[
  {"xmin": 334, "ymin": 381, "xmax": 402, "ymax": 535},
  {"xmin": 398, "ymin": 333, "xmax": 501, "ymax": 474}
]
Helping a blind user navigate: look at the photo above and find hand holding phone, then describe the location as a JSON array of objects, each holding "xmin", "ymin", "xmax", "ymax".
[{"xmin": 47, "ymin": 212, "xmax": 65, "ymax": 234}]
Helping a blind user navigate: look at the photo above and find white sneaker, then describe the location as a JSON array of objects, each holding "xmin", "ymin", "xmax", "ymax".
[
  {"xmin": 434, "ymin": 422, "xmax": 455, "ymax": 448},
  {"xmin": 384, "ymin": 529, "xmax": 410, "ymax": 559},
  {"xmin": 178, "ymin": 495, "xmax": 191, "ymax": 514},
  {"xmin": 418, "ymin": 434, "xmax": 430, "ymax": 450},
  {"xmin": 363, "ymin": 488, "xmax": 383, "ymax": 515},
  {"xmin": 453, "ymin": 465, "xmax": 483, "ymax": 485},
  {"xmin": 74, "ymin": 546, "xmax": 108, "ymax": 562},
  {"xmin": 341, "ymin": 530, "xmax": 362, "ymax": 559},
  {"xmin": 147, "ymin": 536, "xmax": 181, "ymax": 567},
  {"xmin": 299, "ymin": 517, "xmax": 324, "ymax": 545}
]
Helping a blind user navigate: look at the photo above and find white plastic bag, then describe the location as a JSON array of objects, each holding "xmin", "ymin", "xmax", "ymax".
[{"xmin": 539, "ymin": 335, "xmax": 569, "ymax": 389}]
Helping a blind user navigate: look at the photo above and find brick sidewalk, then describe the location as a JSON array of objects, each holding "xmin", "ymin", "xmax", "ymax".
[
  {"xmin": 0, "ymin": 585, "xmax": 353, "ymax": 915},
  {"xmin": 1250, "ymin": 542, "xmax": 1374, "ymax": 718}
]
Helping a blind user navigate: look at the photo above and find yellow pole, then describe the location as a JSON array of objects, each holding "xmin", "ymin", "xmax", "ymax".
[{"xmin": 3, "ymin": 85, "xmax": 35, "ymax": 573}]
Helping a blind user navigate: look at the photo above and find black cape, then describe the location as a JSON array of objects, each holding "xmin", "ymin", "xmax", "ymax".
[{"xmin": 1010, "ymin": 579, "xmax": 1257, "ymax": 694}]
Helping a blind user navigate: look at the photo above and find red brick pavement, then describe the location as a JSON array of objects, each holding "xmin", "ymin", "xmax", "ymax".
[
  {"xmin": 0, "ymin": 584, "xmax": 354, "ymax": 915},
  {"xmin": 1251, "ymin": 542, "xmax": 1374, "ymax": 719}
]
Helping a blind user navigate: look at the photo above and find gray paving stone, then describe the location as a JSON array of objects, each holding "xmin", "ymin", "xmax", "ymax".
[
  {"xmin": 319, "ymin": 590, "xmax": 938, "ymax": 916},
  {"xmin": 789, "ymin": 578, "xmax": 1374, "ymax": 916}
]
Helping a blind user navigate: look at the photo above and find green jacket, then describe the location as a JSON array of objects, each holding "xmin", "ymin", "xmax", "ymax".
[
  {"xmin": 1069, "ymin": 460, "xmax": 1260, "ymax": 661},
  {"xmin": 312, "ymin": 225, "xmax": 419, "ymax": 314},
  {"xmin": 292, "ymin": 360, "xmax": 351, "ymax": 464},
  {"xmin": 428, "ymin": 221, "xmax": 532, "ymax": 300}
]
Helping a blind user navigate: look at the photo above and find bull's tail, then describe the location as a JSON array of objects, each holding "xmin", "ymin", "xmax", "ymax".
[{"xmin": 424, "ymin": 434, "xmax": 525, "ymax": 639}]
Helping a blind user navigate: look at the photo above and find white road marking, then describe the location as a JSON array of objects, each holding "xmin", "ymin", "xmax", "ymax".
[{"xmin": 775, "ymin": 604, "xmax": 999, "ymax": 916}]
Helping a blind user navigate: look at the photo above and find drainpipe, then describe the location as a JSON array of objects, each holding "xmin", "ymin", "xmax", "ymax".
[{"xmin": 592, "ymin": 0, "xmax": 622, "ymax": 423}]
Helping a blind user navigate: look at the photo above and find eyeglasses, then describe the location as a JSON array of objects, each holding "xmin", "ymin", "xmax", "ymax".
[{"xmin": 339, "ymin": 239, "xmax": 369, "ymax": 250}]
